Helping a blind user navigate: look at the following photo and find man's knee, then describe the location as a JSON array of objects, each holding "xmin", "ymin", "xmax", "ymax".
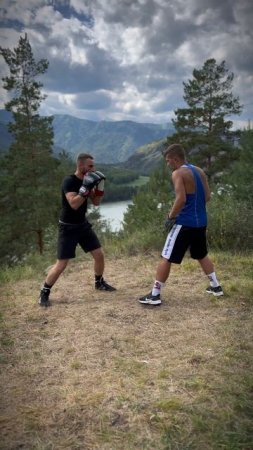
[
  {"xmin": 54, "ymin": 259, "xmax": 69, "ymax": 273},
  {"xmin": 160, "ymin": 257, "xmax": 171, "ymax": 266},
  {"xmin": 91, "ymin": 247, "xmax": 104, "ymax": 261}
]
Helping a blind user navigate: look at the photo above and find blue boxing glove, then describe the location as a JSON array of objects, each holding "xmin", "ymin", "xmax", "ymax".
[{"xmin": 79, "ymin": 172, "xmax": 103, "ymax": 197}]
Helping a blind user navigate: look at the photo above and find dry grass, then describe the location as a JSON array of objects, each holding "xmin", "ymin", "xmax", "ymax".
[{"xmin": 0, "ymin": 252, "xmax": 253, "ymax": 450}]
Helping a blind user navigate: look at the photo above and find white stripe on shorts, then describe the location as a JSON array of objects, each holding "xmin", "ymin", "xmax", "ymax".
[{"xmin": 161, "ymin": 224, "xmax": 182, "ymax": 259}]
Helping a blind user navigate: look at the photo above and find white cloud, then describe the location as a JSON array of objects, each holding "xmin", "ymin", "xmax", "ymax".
[
  {"xmin": 120, "ymin": 27, "xmax": 147, "ymax": 65},
  {"xmin": 70, "ymin": 0, "xmax": 91, "ymax": 15},
  {"xmin": 32, "ymin": 5, "xmax": 62, "ymax": 27},
  {"xmin": 58, "ymin": 93, "xmax": 76, "ymax": 107},
  {"xmin": 0, "ymin": 0, "xmax": 252, "ymax": 126}
]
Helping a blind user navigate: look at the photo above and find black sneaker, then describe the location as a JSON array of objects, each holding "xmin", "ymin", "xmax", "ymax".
[
  {"xmin": 95, "ymin": 278, "xmax": 116, "ymax": 291},
  {"xmin": 39, "ymin": 288, "xmax": 51, "ymax": 307},
  {"xmin": 139, "ymin": 292, "xmax": 162, "ymax": 305},
  {"xmin": 206, "ymin": 285, "xmax": 224, "ymax": 297}
]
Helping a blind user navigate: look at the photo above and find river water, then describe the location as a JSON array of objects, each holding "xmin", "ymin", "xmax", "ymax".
[{"xmin": 96, "ymin": 200, "xmax": 132, "ymax": 231}]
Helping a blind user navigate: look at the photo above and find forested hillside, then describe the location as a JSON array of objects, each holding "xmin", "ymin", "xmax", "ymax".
[
  {"xmin": 123, "ymin": 138, "xmax": 166, "ymax": 174},
  {"xmin": 53, "ymin": 115, "xmax": 174, "ymax": 163},
  {"xmin": 0, "ymin": 109, "xmax": 174, "ymax": 163}
]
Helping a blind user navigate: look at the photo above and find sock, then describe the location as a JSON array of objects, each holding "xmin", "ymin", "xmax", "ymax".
[
  {"xmin": 42, "ymin": 282, "xmax": 52, "ymax": 291},
  {"xmin": 207, "ymin": 272, "xmax": 219, "ymax": 288},
  {"xmin": 95, "ymin": 275, "xmax": 103, "ymax": 283},
  {"xmin": 152, "ymin": 280, "xmax": 165, "ymax": 296}
]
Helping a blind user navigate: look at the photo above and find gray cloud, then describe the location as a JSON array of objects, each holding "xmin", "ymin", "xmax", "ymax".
[
  {"xmin": 43, "ymin": 46, "xmax": 124, "ymax": 94},
  {"xmin": 0, "ymin": 0, "xmax": 252, "ymax": 126}
]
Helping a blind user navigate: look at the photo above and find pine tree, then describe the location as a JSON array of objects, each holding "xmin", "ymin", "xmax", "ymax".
[
  {"xmin": 123, "ymin": 161, "xmax": 173, "ymax": 235},
  {"xmin": 225, "ymin": 129, "xmax": 253, "ymax": 203},
  {"xmin": 168, "ymin": 59, "xmax": 242, "ymax": 179},
  {"xmin": 0, "ymin": 34, "xmax": 58, "ymax": 262}
]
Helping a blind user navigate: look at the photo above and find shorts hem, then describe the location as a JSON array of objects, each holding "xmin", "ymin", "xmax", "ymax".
[
  {"xmin": 190, "ymin": 252, "xmax": 208, "ymax": 260},
  {"xmin": 161, "ymin": 255, "xmax": 182, "ymax": 264},
  {"xmin": 57, "ymin": 254, "xmax": 75, "ymax": 260},
  {"xmin": 84, "ymin": 243, "xmax": 101, "ymax": 253}
]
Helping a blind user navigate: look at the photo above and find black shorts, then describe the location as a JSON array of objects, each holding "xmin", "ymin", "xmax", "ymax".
[
  {"xmin": 161, "ymin": 225, "xmax": 207, "ymax": 264},
  {"xmin": 57, "ymin": 222, "xmax": 101, "ymax": 259}
]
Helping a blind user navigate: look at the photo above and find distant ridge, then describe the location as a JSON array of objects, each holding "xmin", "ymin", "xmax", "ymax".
[
  {"xmin": 123, "ymin": 138, "xmax": 166, "ymax": 174},
  {"xmin": 0, "ymin": 110, "xmax": 174, "ymax": 163},
  {"xmin": 52, "ymin": 114, "xmax": 174, "ymax": 163}
]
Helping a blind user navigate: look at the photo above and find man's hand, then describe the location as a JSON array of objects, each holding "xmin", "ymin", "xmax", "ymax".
[
  {"xmin": 165, "ymin": 217, "xmax": 176, "ymax": 233},
  {"xmin": 94, "ymin": 171, "xmax": 106, "ymax": 196},
  {"xmin": 79, "ymin": 172, "xmax": 103, "ymax": 197}
]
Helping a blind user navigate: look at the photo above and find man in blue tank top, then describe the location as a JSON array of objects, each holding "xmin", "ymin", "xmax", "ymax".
[{"xmin": 139, "ymin": 143, "xmax": 223, "ymax": 306}]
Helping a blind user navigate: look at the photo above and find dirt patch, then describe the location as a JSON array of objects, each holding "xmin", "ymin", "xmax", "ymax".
[{"xmin": 0, "ymin": 254, "xmax": 252, "ymax": 449}]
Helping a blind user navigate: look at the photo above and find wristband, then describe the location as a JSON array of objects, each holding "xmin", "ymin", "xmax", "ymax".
[
  {"xmin": 78, "ymin": 186, "xmax": 89, "ymax": 197},
  {"xmin": 94, "ymin": 188, "xmax": 104, "ymax": 197}
]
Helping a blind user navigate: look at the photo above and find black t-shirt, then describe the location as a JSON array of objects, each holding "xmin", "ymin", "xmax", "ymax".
[{"xmin": 59, "ymin": 174, "xmax": 88, "ymax": 224}]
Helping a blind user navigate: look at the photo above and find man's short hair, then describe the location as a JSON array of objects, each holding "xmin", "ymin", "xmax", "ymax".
[
  {"xmin": 163, "ymin": 144, "xmax": 185, "ymax": 160},
  {"xmin": 76, "ymin": 153, "xmax": 94, "ymax": 163}
]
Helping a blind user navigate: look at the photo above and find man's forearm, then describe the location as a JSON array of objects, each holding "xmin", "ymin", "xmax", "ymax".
[
  {"xmin": 69, "ymin": 194, "xmax": 87, "ymax": 210},
  {"xmin": 169, "ymin": 198, "xmax": 185, "ymax": 218},
  {"xmin": 90, "ymin": 190, "xmax": 103, "ymax": 206}
]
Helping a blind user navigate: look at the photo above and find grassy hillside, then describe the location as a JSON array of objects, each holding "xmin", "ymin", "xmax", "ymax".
[
  {"xmin": 124, "ymin": 138, "xmax": 166, "ymax": 174},
  {"xmin": 0, "ymin": 251, "xmax": 252, "ymax": 449},
  {"xmin": 0, "ymin": 110, "xmax": 174, "ymax": 163},
  {"xmin": 52, "ymin": 115, "xmax": 174, "ymax": 164}
]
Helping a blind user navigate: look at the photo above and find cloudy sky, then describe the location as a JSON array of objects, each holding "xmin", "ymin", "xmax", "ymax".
[{"xmin": 0, "ymin": 0, "xmax": 252, "ymax": 128}]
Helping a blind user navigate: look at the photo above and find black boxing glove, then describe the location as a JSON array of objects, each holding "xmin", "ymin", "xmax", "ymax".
[
  {"xmin": 78, "ymin": 172, "xmax": 103, "ymax": 197},
  {"xmin": 165, "ymin": 217, "xmax": 176, "ymax": 233},
  {"xmin": 94, "ymin": 171, "xmax": 106, "ymax": 196}
]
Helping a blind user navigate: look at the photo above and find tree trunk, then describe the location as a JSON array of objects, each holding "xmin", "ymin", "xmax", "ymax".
[{"xmin": 37, "ymin": 229, "xmax": 44, "ymax": 254}]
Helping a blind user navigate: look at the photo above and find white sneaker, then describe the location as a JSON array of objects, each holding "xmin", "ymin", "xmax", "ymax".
[
  {"xmin": 206, "ymin": 286, "xmax": 224, "ymax": 296},
  {"xmin": 139, "ymin": 292, "xmax": 162, "ymax": 305}
]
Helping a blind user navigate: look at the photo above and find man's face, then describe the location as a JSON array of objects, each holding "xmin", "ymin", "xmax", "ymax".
[
  {"xmin": 165, "ymin": 155, "xmax": 176, "ymax": 170},
  {"xmin": 81, "ymin": 158, "xmax": 95, "ymax": 175}
]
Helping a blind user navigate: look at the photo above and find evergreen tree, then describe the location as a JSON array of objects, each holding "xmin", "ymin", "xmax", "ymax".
[
  {"xmin": 0, "ymin": 34, "xmax": 58, "ymax": 262},
  {"xmin": 123, "ymin": 161, "xmax": 173, "ymax": 233},
  {"xmin": 168, "ymin": 59, "xmax": 242, "ymax": 179},
  {"xmin": 225, "ymin": 128, "xmax": 253, "ymax": 203},
  {"xmin": 121, "ymin": 62, "xmax": 249, "ymax": 252}
]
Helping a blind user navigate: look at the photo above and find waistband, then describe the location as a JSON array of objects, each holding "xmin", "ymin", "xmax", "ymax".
[{"xmin": 59, "ymin": 220, "xmax": 86, "ymax": 226}]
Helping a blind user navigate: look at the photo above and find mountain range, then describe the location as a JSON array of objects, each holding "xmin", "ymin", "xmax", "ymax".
[
  {"xmin": 124, "ymin": 138, "xmax": 167, "ymax": 172},
  {"xmin": 0, "ymin": 110, "xmax": 174, "ymax": 164}
]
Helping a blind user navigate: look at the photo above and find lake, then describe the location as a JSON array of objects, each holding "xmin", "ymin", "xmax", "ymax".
[{"xmin": 96, "ymin": 200, "xmax": 132, "ymax": 231}]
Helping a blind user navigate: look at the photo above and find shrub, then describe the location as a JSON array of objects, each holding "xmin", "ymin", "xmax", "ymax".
[{"xmin": 207, "ymin": 192, "xmax": 253, "ymax": 251}]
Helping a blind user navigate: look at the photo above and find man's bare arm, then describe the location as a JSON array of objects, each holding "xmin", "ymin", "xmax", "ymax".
[
  {"xmin": 65, "ymin": 192, "xmax": 87, "ymax": 210},
  {"xmin": 168, "ymin": 171, "xmax": 186, "ymax": 218},
  {"xmin": 89, "ymin": 190, "xmax": 103, "ymax": 206},
  {"xmin": 65, "ymin": 189, "xmax": 103, "ymax": 210},
  {"xmin": 199, "ymin": 169, "xmax": 211, "ymax": 202}
]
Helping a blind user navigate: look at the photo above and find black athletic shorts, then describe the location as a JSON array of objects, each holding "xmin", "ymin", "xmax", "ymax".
[
  {"xmin": 161, "ymin": 225, "xmax": 208, "ymax": 264},
  {"xmin": 57, "ymin": 221, "xmax": 101, "ymax": 259}
]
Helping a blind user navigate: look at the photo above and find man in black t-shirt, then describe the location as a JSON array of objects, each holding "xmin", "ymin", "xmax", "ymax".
[{"xmin": 39, "ymin": 153, "xmax": 116, "ymax": 307}]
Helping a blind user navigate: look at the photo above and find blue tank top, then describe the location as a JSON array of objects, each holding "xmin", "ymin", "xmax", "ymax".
[{"xmin": 176, "ymin": 164, "xmax": 207, "ymax": 228}]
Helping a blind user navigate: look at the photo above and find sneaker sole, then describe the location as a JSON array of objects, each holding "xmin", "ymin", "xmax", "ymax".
[
  {"xmin": 206, "ymin": 290, "xmax": 224, "ymax": 297},
  {"xmin": 139, "ymin": 299, "xmax": 162, "ymax": 305},
  {"xmin": 95, "ymin": 288, "xmax": 116, "ymax": 292},
  {"xmin": 38, "ymin": 298, "xmax": 51, "ymax": 307}
]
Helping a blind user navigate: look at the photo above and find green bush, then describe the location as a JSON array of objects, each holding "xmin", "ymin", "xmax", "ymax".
[
  {"xmin": 121, "ymin": 182, "xmax": 253, "ymax": 253},
  {"xmin": 207, "ymin": 192, "xmax": 253, "ymax": 251}
]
